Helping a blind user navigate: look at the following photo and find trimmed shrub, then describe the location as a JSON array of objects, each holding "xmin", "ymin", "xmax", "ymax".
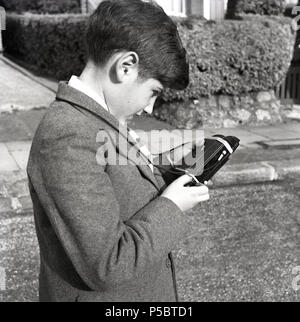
[
  {"xmin": 0, "ymin": 0, "xmax": 81, "ymax": 14},
  {"xmin": 162, "ymin": 14, "xmax": 295, "ymax": 101},
  {"xmin": 3, "ymin": 14, "xmax": 88, "ymax": 80},
  {"xmin": 3, "ymin": 13, "xmax": 295, "ymax": 97},
  {"xmin": 226, "ymin": 0, "xmax": 286, "ymax": 18}
]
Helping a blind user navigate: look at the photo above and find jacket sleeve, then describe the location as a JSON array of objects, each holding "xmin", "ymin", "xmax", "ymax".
[{"xmin": 36, "ymin": 130, "xmax": 189, "ymax": 291}]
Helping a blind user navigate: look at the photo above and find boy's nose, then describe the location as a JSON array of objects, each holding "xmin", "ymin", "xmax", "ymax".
[
  {"xmin": 136, "ymin": 100, "xmax": 155, "ymax": 116},
  {"xmin": 144, "ymin": 103, "xmax": 154, "ymax": 115}
]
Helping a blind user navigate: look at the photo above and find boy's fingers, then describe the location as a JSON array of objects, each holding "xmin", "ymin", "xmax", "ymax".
[
  {"xmin": 176, "ymin": 174, "xmax": 193, "ymax": 185},
  {"xmin": 198, "ymin": 193, "xmax": 210, "ymax": 202},
  {"xmin": 189, "ymin": 185, "xmax": 209, "ymax": 195},
  {"xmin": 204, "ymin": 180, "xmax": 213, "ymax": 187}
]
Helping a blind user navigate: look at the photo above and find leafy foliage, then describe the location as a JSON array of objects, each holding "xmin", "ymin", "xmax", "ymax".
[
  {"xmin": 0, "ymin": 0, "xmax": 81, "ymax": 14},
  {"xmin": 226, "ymin": 0, "xmax": 286, "ymax": 18}
]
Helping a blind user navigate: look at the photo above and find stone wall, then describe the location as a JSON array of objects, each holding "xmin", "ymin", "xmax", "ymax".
[{"xmin": 154, "ymin": 90, "xmax": 286, "ymax": 129}]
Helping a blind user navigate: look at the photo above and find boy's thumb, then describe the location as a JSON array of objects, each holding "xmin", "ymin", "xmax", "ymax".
[{"xmin": 177, "ymin": 174, "xmax": 193, "ymax": 185}]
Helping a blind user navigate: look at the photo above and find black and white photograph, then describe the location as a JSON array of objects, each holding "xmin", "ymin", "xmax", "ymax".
[{"xmin": 0, "ymin": 0, "xmax": 299, "ymax": 307}]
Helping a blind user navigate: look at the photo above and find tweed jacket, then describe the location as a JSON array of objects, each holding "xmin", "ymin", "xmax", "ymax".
[{"xmin": 27, "ymin": 82, "xmax": 189, "ymax": 302}]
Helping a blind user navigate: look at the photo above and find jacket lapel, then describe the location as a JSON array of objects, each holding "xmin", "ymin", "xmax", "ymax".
[{"xmin": 56, "ymin": 82, "xmax": 162, "ymax": 191}]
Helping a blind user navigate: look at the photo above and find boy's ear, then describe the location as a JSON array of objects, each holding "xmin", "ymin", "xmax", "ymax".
[{"xmin": 115, "ymin": 51, "xmax": 139, "ymax": 82}]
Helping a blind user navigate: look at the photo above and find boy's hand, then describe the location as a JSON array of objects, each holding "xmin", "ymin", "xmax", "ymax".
[{"xmin": 161, "ymin": 174, "xmax": 210, "ymax": 212}]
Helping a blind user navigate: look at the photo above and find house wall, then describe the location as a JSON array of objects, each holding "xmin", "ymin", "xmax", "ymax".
[
  {"xmin": 189, "ymin": 0, "xmax": 227, "ymax": 19},
  {"xmin": 0, "ymin": 30, "xmax": 2, "ymax": 53},
  {"xmin": 82, "ymin": 0, "xmax": 102, "ymax": 13},
  {"xmin": 0, "ymin": 6, "xmax": 5, "ymax": 52},
  {"xmin": 203, "ymin": 0, "xmax": 210, "ymax": 19},
  {"xmin": 190, "ymin": 0, "xmax": 203, "ymax": 15},
  {"xmin": 155, "ymin": 0, "xmax": 187, "ymax": 16},
  {"xmin": 285, "ymin": 0, "xmax": 298, "ymax": 5},
  {"xmin": 82, "ymin": 0, "xmax": 228, "ymax": 20}
]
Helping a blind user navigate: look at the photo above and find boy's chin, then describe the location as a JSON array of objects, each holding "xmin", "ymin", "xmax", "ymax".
[
  {"xmin": 124, "ymin": 112, "xmax": 142, "ymax": 122},
  {"xmin": 121, "ymin": 115, "xmax": 133, "ymax": 124}
]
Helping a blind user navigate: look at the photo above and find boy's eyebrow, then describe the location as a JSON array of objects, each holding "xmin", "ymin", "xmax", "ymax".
[{"xmin": 155, "ymin": 87, "xmax": 164, "ymax": 93}]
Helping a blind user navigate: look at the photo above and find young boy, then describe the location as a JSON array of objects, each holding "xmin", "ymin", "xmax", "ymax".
[{"xmin": 27, "ymin": 0, "xmax": 209, "ymax": 302}]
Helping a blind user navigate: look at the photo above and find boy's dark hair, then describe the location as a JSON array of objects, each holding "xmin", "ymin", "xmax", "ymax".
[{"xmin": 86, "ymin": 0, "xmax": 189, "ymax": 90}]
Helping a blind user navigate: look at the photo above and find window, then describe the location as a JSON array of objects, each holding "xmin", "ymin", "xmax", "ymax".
[{"xmin": 155, "ymin": 0, "xmax": 187, "ymax": 17}]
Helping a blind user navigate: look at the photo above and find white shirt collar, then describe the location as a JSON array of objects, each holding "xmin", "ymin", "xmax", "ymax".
[{"xmin": 68, "ymin": 76, "xmax": 109, "ymax": 112}]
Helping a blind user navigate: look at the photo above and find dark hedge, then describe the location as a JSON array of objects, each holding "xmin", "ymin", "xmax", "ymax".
[
  {"xmin": 0, "ymin": 0, "xmax": 81, "ymax": 14},
  {"xmin": 164, "ymin": 14, "xmax": 295, "ymax": 100},
  {"xmin": 3, "ymin": 14, "xmax": 88, "ymax": 80},
  {"xmin": 226, "ymin": 0, "xmax": 286, "ymax": 18},
  {"xmin": 2, "ymin": 13, "xmax": 296, "ymax": 99}
]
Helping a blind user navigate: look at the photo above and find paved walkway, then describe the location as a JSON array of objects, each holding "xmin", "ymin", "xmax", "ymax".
[
  {"xmin": 1, "ymin": 110, "xmax": 300, "ymax": 171},
  {"xmin": 0, "ymin": 58, "xmax": 56, "ymax": 113}
]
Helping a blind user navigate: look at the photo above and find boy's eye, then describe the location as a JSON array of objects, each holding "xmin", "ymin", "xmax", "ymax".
[{"xmin": 152, "ymin": 90, "xmax": 161, "ymax": 97}]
